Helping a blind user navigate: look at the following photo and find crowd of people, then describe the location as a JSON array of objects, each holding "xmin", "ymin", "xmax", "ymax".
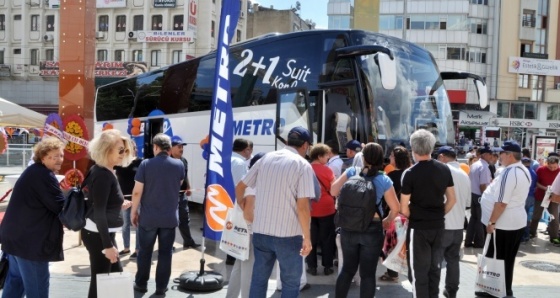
[{"xmin": 1, "ymin": 127, "xmax": 557, "ymax": 298}]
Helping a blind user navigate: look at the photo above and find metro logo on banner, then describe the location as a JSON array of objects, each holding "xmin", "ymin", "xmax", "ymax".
[{"xmin": 203, "ymin": 0, "xmax": 241, "ymax": 241}]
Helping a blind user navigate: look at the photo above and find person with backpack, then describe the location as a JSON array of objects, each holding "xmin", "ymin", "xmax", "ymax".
[
  {"xmin": 81, "ymin": 129, "xmax": 136, "ymax": 298},
  {"xmin": 331, "ymin": 142, "xmax": 400, "ymax": 298},
  {"xmin": 0, "ymin": 137, "xmax": 65, "ymax": 298},
  {"xmin": 400, "ymin": 129, "xmax": 457, "ymax": 298}
]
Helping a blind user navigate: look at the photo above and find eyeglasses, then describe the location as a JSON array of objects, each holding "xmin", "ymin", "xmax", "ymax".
[{"xmin": 118, "ymin": 147, "xmax": 130, "ymax": 155}]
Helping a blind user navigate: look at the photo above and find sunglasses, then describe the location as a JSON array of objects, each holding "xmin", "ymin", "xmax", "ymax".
[{"xmin": 118, "ymin": 147, "xmax": 130, "ymax": 155}]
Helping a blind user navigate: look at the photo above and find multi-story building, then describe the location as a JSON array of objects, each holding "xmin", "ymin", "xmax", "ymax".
[
  {"xmin": 327, "ymin": 0, "xmax": 354, "ymax": 29},
  {"xmin": 246, "ymin": 3, "xmax": 315, "ymax": 39},
  {"xmin": 0, "ymin": 0, "xmax": 248, "ymax": 114}
]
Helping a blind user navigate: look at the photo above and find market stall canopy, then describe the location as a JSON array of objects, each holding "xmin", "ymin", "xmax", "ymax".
[{"xmin": 0, "ymin": 97, "xmax": 47, "ymax": 128}]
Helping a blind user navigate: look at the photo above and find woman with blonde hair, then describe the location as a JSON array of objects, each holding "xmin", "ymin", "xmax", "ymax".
[
  {"xmin": 81, "ymin": 129, "xmax": 134, "ymax": 298},
  {"xmin": 0, "ymin": 137, "xmax": 65, "ymax": 298}
]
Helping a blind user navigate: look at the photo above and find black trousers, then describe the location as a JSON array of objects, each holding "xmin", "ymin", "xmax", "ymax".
[
  {"xmin": 306, "ymin": 213, "xmax": 336, "ymax": 269},
  {"xmin": 81, "ymin": 229, "xmax": 123, "ymax": 298},
  {"xmin": 178, "ymin": 196, "xmax": 195, "ymax": 246},
  {"xmin": 407, "ymin": 228, "xmax": 444, "ymax": 298},
  {"xmin": 465, "ymin": 194, "xmax": 485, "ymax": 247},
  {"xmin": 485, "ymin": 228, "xmax": 524, "ymax": 297}
]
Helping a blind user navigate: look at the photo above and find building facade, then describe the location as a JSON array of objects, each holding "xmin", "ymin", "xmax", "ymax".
[
  {"xmin": 246, "ymin": 3, "xmax": 315, "ymax": 39},
  {"xmin": 0, "ymin": 0, "xmax": 247, "ymax": 113}
]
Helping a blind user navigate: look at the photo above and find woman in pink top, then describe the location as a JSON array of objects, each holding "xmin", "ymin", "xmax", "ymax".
[{"xmin": 306, "ymin": 143, "xmax": 337, "ymax": 276}]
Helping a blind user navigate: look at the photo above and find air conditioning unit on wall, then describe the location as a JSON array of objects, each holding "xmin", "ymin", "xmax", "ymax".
[
  {"xmin": 95, "ymin": 32, "xmax": 106, "ymax": 39},
  {"xmin": 43, "ymin": 34, "xmax": 54, "ymax": 42},
  {"xmin": 128, "ymin": 31, "xmax": 137, "ymax": 39}
]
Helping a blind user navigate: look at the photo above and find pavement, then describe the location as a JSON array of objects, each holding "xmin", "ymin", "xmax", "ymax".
[{"xmin": 1, "ymin": 165, "xmax": 560, "ymax": 297}]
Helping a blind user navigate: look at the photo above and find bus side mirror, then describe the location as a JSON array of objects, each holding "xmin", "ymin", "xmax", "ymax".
[
  {"xmin": 474, "ymin": 80, "xmax": 488, "ymax": 109},
  {"xmin": 377, "ymin": 52, "xmax": 397, "ymax": 90}
]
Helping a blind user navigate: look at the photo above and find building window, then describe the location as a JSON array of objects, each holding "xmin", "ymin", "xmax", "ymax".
[
  {"xmin": 523, "ymin": 10, "xmax": 536, "ymax": 27},
  {"xmin": 469, "ymin": 19, "xmax": 487, "ymax": 34},
  {"xmin": 518, "ymin": 74, "xmax": 530, "ymax": 88},
  {"xmin": 467, "ymin": 48, "xmax": 487, "ymax": 63},
  {"xmin": 471, "ymin": 0, "xmax": 488, "ymax": 5},
  {"xmin": 151, "ymin": 15, "xmax": 163, "ymax": 31},
  {"xmin": 211, "ymin": 21, "xmax": 215, "ymax": 37},
  {"xmin": 97, "ymin": 50, "xmax": 108, "ymax": 62},
  {"xmin": 0, "ymin": 15, "xmax": 5, "ymax": 31},
  {"xmin": 0, "ymin": 50, "xmax": 4, "ymax": 64},
  {"xmin": 99, "ymin": 15, "xmax": 109, "ymax": 32},
  {"xmin": 14, "ymin": 49, "xmax": 21, "ymax": 55},
  {"xmin": 172, "ymin": 50, "xmax": 182, "ymax": 64},
  {"xmin": 497, "ymin": 101, "xmax": 536, "ymax": 119},
  {"xmin": 379, "ymin": 15, "xmax": 403, "ymax": 30},
  {"xmin": 133, "ymin": 15, "xmax": 143, "ymax": 31},
  {"xmin": 446, "ymin": 46, "xmax": 466, "ymax": 60},
  {"xmin": 547, "ymin": 105, "xmax": 560, "ymax": 121},
  {"xmin": 132, "ymin": 50, "xmax": 143, "ymax": 62},
  {"xmin": 31, "ymin": 15, "xmax": 39, "ymax": 31},
  {"xmin": 115, "ymin": 50, "xmax": 124, "ymax": 62},
  {"xmin": 45, "ymin": 49, "xmax": 54, "ymax": 61},
  {"xmin": 116, "ymin": 15, "xmax": 126, "ymax": 32},
  {"xmin": 30, "ymin": 49, "xmax": 39, "ymax": 66},
  {"xmin": 46, "ymin": 15, "xmax": 55, "ymax": 32},
  {"xmin": 173, "ymin": 15, "xmax": 183, "ymax": 31},
  {"xmin": 237, "ymin": 29, "xmax": 241, "ymax": 42},
  {"xmin": 151, "ymin": 50, "xmax": 161, "ymax": 66}
]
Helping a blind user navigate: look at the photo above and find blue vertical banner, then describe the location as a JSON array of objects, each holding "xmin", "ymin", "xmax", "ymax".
[{"xmin": 203, "ymin": 0, "xmax": 241, "ymax": 241}]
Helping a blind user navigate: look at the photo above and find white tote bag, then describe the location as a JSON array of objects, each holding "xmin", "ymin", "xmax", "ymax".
[
  {"xmin": 382, "ymin": 216, "xmax": 408, "ymax": 274},
  {"xmin": 475, "ymin": 233, "xmax": 506, "ymax": 298},
  {"xmin": 96, "ymin": 271, "xmax": 133, "ymax": 298},
  {"xmin": 219, "ymin": 203, "xmax": 250, "ymax": 261}
]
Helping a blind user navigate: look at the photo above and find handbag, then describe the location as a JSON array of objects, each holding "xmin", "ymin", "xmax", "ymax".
[
  {"xmin": 475, "ymin": 232, "xmax": 506, "ymax": 298},
  {"xmin": 96, "ymin": 270, "xmax": 133, "ymax": 298},
  {"xmin": 0, "ymin": 251, "xmax": 8, "ymax": 290},
  {"xmin": 382, "ymin": 215, "xmax": 408, "ymax": 274},
  {"xmin": 219, "ymin": 203, "xmax": 250, "ymax": 261}
]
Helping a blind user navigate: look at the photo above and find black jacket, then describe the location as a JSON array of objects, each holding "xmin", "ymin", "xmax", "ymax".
[{"xmin": 0, "ymin": 163, "xmax": 65, "ymax": 262}]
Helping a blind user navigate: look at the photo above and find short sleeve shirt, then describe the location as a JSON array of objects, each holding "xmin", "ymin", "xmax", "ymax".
[
  {"xmin": 401, "ymin": 159, "xmax": 454, "ymax": 230},
  {"xmin": 469, "ymin": 159, "xmax": 492, "ymax": 195}
]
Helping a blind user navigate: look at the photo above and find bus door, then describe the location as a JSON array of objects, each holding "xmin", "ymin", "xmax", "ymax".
[
  {"xmin": 275, "ymin": 89, "xmax": 313, "ymax": 150},
  {"xmin": 321, "ymin": 84, "xmax": 361, "ymax": 155},
  {"xmin": 142, "ymin": 118, "xmax": 163, "ymax": 158}
]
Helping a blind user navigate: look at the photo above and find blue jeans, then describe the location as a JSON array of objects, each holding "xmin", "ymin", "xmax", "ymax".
[
  {"xmin": 335, "ymin": 222, "xmax": 384, "ymax": 298},
  {"xmin": 2, "ymin": 254, "xmax": 50, "ymax": 298},
  {"xmin": 122, "ymin": 208, "xmax": 138, "ymax": 250},
  {"xmin": 135, "ymin": 226, "xmax": 176, "ymax": 291},
  {"xmin": 249, "ymin": 233, "xmax": 302, "ymax": 298},
  {"xmin": 523, "ymin": 195, "xmax": 535, "ymax": 240}
]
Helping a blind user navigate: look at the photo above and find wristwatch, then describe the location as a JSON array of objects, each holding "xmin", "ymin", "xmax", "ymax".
[{"xmin": 488, "ymin": 222, "xmax": 496, "ymax": 226}]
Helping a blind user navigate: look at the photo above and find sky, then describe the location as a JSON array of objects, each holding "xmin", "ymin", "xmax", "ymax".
[{"xmin": 253, "ymin": 0, "xmax": 329, "ymax": 29}]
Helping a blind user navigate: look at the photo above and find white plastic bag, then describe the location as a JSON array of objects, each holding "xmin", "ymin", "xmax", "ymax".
[
  {"xmin": 475, "ymin": 233, "xmax": 506, "ymax": 298},
  {"xmin": 382, "ymin": 216, "xmax": 408, "ymax": 274},
  {"xmin": 219, "ymin": 203, "xmax": 250, "ymax": 261},
  {"xmin": 96, "ymin": 271, "xmax": 133, "ymax": 298},
  {"xmin": 541, "ymin": 186, "xmax": 552, "ymax": 208}
]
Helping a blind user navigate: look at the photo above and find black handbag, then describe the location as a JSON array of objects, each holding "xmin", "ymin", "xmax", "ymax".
[{"xmin": 0, "ymin": 251, "xmax": 8, "ymax": 289}]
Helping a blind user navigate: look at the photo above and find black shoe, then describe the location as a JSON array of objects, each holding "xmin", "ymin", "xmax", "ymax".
[
  {"xmin": 183, "ymin": 243, "xmax": 201, "ymax": 249},
  {"xmin": 443, "ymin": 289, "xmax": 456, "ymax": 298},
  {"xmin": 324, "ymin": 267, "xmax": 334, "ymax": 275},
  {"xmin": 130, "ymin": 252, "xmax": 138, "ymax": 259},
  {"xmin": 154, "ymin": 288, "xmax": 168, "ymax": 295},
  {"xmin": 464, "ymin": 243, "xmax": 473, "ymax": 248},
  {"xmin": 306, "ymin": 267, "xmax": 317, "ymax": 276},
  {"xmin": 133, "ymin": 283, "xmax": 148, "ymax": 293},
  {"xmin": 226, "ymin": 255, "xmax": 236, "ymax": 265},
  {"xmin": 118, "ymin": 249, "xmax": 130, "ymax": 256},
  {"xmin": 475, "ymin": 291, "xmax": 496, "ymax": 297},
  {"xmin": 300, "ymin": 283, "xmax": 311, "ymax": 291}
]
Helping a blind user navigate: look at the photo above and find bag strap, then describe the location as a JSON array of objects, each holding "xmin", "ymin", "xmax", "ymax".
[{"xmin": 482, "ymin": 232, "xmax": 497, "ymax": 259}]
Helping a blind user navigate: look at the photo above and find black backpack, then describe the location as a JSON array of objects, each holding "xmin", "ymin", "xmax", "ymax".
[
  {"xmin": 335, "ymin": 168, "xmax": 383, "ymax": 232},
  {"xmin": 59, "ymin": 171, "xmax": 91, "ymax": 231}
]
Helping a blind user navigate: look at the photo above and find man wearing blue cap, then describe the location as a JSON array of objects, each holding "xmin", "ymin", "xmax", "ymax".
[
  {"xmin": 170, "ymin": 135, "xmax": 200, "ymax": 249},
  {"xmin": 478, "ymin": 141, "xmax": 531, "ymax": 297},
  {"xmin": 466, "ymin": 145, "xmax": 493, "ymax": 248},
  {"xmin": 236, "ymin": 126, "xmax": 315, "ymax": 297},
  {"xmin": 346, "ymin": 140, "xmax": 364, "ymax": 169}
]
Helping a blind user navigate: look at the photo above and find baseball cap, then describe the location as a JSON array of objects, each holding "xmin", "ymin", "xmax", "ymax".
[
  {"xmin": 171, "ymin": 135, "xmax": 187, "ymax": 146},
  {"xmin": 521, "ymin": 157, "xmax": 531, "ymax": 163},
  {"xmin": 287, "ymin": 126, "xmax": 313, "ymax": 145},
  {"xmin": 548, "ymin": 152, "xmax": 559, "ymax": 157},
  {"xmin": 478, "ymin": 146, "xmax": 493, "ymax": 154},
  {"xmin": 436, "ymin": 146, "xmax": 454, "ymax": 155},
  {"xmin": 346, "ymin": 140, "xmax": 362, "ymax": 151},
  {"xmin": 494, "ymin": 141, "xmax": 522, "ymax": 153}
]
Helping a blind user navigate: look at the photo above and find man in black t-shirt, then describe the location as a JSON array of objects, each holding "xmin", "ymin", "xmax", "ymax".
[{"xmin": 400, "ymin": 129, "xmax": 456, "ymax": 298}]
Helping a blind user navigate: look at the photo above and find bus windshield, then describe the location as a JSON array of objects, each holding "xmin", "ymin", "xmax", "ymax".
[{"xmin": 356, "ymin": 33, "xmax": 454, "ymax": 149}]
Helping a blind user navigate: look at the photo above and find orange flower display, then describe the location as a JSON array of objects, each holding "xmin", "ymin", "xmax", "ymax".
[{"xmin": 62, "ymin": 115, "xmax": 89, "ymax": 161}]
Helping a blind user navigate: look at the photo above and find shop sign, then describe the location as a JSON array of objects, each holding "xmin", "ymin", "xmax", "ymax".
[{"xmin": 458, "ymin": 110, "xmax": 494, "ymax": 126}]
